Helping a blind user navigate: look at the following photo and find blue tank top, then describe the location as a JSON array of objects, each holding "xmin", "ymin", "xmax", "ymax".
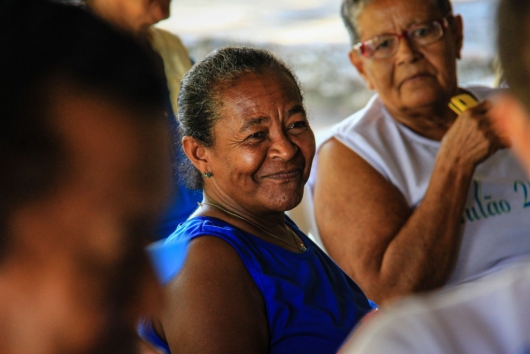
[{"xmin": 140, "ymin": 216, "xmax": 376, "ymax": 354}]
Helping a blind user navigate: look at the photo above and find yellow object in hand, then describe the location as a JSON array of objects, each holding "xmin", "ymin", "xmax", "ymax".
[{"xmin": 448, "ymin": 93, "xmax": 478, "ymax": 114}]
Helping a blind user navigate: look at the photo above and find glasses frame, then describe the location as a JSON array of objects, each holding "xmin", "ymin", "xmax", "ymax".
[{"xmin": 353, "ymin": 16, "xmax": 452, "ymax": 60}]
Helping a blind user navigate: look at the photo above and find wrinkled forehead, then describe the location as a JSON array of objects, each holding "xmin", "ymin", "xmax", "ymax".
[
  {"xmin": 216, "ymin": 68, "xmax": 302, "ymax": 101},
  {"xmin": 216, "ymin": 69, "xmax": 302, "ymax": 112},
  {"xmin": 350, "ymin": 0, "xmax": 444, "ymax": 32},
  {"xmin": 351, "ymin": 0, "xmax": 443, "ymax": 15}
]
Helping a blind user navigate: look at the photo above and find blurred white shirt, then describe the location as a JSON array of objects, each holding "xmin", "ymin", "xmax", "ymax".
[{"xmin": 339, "ymin": 262, "xmax": 530, "ymax": 354}]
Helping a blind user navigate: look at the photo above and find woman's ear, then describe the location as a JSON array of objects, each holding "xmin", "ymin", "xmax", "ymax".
[
  {"xmin": 182, "ymin": 136, "xmax": 210, "ymax": 174},
  {"xmin": 349, "ymin": 50, "xmax": 375, "ymax": 90}
]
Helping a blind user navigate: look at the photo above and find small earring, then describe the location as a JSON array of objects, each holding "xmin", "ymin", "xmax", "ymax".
[{"xmin": 202, "ymin": 171, "xmax": 212, "ymax": 178}]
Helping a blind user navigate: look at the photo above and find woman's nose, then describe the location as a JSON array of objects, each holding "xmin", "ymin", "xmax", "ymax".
[
  {"xmin": 268, "ymin": 132, "xmax": 298, "ymax": 160},
  {"xmin": 396, "ymin": 35, "xmax": 423, "ymax": 64}
]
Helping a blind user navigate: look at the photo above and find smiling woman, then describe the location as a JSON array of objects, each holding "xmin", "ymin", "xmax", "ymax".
[
  {"xmin": 139, "ymin": 46, "xmax": 376, "ymax": 354},
  {"xmin": 191, "ymin": 68, "xmax": 314, "ymax": 214}
]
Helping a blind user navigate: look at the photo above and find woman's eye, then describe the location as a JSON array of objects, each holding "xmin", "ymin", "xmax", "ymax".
[
  {"xmin": 289, "ymin": 121, "xmax": 308, "ymax": 130},
  {"xmin": 372, "ymin": 37, "xmax": 395, "ymax": 53},
  {"xmin": 376, "ymin": 39, "xmax": 392, "ymax": 49},
  {"xmin": 412, "ymin": 26, "xmax": 433, "ymax": 38},
  {"xmin": 246, "ymin": 131, "xmax": 265, "ymax": 140}
]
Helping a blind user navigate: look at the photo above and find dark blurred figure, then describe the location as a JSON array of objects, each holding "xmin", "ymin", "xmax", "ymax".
[
  {"xmin": 0, "ymin": 1, "xmax": 171, "ymax": 353},
  {"xmin": 84, "ymin": 0, "xmax": 203, "ymax": 239}
]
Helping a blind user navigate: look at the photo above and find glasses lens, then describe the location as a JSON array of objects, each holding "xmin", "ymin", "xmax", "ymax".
[
  {"xmin": 408, "ymin": 21, "xmax": 444, "ymax": 46},
  {"xmin": 363, "ymin": 34, "xmax": 398, "ymax": 59},
  {"xmin": 356, "ymin": 19, "xmax": 446, "ymax": 60}
]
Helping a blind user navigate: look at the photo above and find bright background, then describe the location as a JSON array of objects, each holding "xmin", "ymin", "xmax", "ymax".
[{"xmin": 157, "ymin": 0, "xmax": 499, "ymax": 128}]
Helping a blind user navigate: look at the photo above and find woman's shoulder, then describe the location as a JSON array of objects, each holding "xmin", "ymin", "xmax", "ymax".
[
  {"xmin": 165, "ymin": 217, "xmax": 262, "ymax": 268},
  {"xmin": 159, "ymin": 221, "xmax": 268, "ymax": 353},
  {"xmin": 166, "ymin": 216, "xmax": 238, "ymax": 242},
  {"xmin": 165, "ymin": 217, "xmax": 256, "ymax": 281},
  {"xmin": 148, "ymin": 27, "xmax": 189, "ymax": 58},
  {"xmin": 148, "ymin": 217, "xmax": 239, "ymax": 286}
]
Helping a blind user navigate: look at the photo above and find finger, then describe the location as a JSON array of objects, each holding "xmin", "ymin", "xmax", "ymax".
[
  {"xmin": 468, "ymin": 102, "xmax": 490, "ymax": 116},
  {"xmin": 477, "ymin": 114, "xmax": 492, "ymax": 129},
  {"xmin": 480, "ymin": 99, "xmax": 493, "ymax": 111},
  {"xmin": 485, "ymin": 126, "xmax": 511, "ymax": 149}
]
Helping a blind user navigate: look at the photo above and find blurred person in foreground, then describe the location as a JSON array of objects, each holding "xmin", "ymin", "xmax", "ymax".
[
  {"xmin": 85, "ymin": 0, "xmax": 202, "ymax": 239},
  {"xmin": 308, "ymin": 0, "xmax": 529, "ymax": 305},
  {"xmin": 0, "ymin": 1, "xmax": 171, "ymax": 353},
  {"xmin": 338, "ymin": 1, "xmax": 530, "ymax": 351},
  {"xmin": 139, "ymin": 47, "xmax": 376, "ymax": 354}
]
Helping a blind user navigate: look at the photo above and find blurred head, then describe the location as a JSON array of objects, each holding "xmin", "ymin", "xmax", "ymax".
[
  {"xmin": 492, "ymin": 0, "xmax": 530, "ymax": 175},
  {"xmin": 342, "ymin": 0, "xmax": 463, "ymax": 118},
  {"xmin": 87, "ymin": 0, "xmax": 171, "ymax": 34},
  {"xmin": 178, "ymin": 47, "xmax": 315, "ymax": 212},
  {"xmin": 0, "ymin": 1, "xmax": 170, "ymax": 353}
]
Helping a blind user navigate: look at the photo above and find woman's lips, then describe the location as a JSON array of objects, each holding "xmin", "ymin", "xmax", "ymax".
[
  {"xmin": 261, "ymin": 169, "xmax": 302, "ymax": 180},
  {"xmin": 400, "ymin": 73, "xmax": 432, "ymax": 87}
]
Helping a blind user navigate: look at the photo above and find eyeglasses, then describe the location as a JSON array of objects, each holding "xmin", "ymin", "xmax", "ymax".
[{"xmin": 353, "ymin": 17, "xmax": 451, "ymax": 60}]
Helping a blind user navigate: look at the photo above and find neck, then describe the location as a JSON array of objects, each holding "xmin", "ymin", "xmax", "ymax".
[
  {"xmin": 386, "ymin": 89, "xmax": 464, "ymax": 141},
  {"xmin": 393, "ymin": 106, "xmax": 456, "ymax": 141},
  {"xmin": 201, "ymin": 192, "xmax": 286, "ymax": 229},
  {"xmin": 199, "ymin": 192, "xmax": 307, "ymax": 251}
]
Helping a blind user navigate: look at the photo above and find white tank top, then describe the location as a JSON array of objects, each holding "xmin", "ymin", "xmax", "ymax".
[{"xmin": 307, "ymin": 86, "xmax": 530, "ymax": 285}]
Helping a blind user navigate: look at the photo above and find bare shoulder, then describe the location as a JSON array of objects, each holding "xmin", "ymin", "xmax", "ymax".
[
  {"xmin": 313, "ymin": 138, "xmax": 410, "ymax": 273},
  {"xmin": 185, "ymin": 235, "xmax": 253, "ymax": 275},
  {"xmin": 167, "ymin": 235, "xmax": 264, "ymax": 308},
  {"xmin": 315, "ymin": 137, "xmax": 408, "ymax": 219},
  {"xmin": 159, "ymin": 235, "xmax": 268, "ymax": 354}
]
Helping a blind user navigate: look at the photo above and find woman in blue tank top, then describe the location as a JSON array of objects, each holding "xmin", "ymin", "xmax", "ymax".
[{"xmin": 140, "ymin": 47, "xmax": 376, "ymax": 354}]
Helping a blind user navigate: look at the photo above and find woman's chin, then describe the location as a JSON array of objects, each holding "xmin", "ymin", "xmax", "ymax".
[
  {"xmin": 399, "ymin": 83, "xmax": 453, "ymax": 108},
  {"xmin": 260, "ymin": 189, "xmax": 304, "ymax": 213}
]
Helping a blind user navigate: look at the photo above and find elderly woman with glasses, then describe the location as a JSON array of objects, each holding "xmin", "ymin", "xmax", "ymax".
[
  {"xmin": 140, "ymin": 47, "xmax": 376, "ymax": 354},
  {"xmin": 308, "ymin": 0, "xmax": 530, "ymax": 305}
]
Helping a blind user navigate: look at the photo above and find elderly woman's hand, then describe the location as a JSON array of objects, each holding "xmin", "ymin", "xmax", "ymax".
[{"xmin": 440, "ymin": 100, "xmax": 507, "ymax": 168}]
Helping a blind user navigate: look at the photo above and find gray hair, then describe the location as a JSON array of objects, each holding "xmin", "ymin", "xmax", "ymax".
[
  {"xmin": 341, "ymin": 0, "xmax": 453, "ymax": 46},
  {"xmin": 177, "ymin": 46, "xmax": 302, "ymax": 190}
]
